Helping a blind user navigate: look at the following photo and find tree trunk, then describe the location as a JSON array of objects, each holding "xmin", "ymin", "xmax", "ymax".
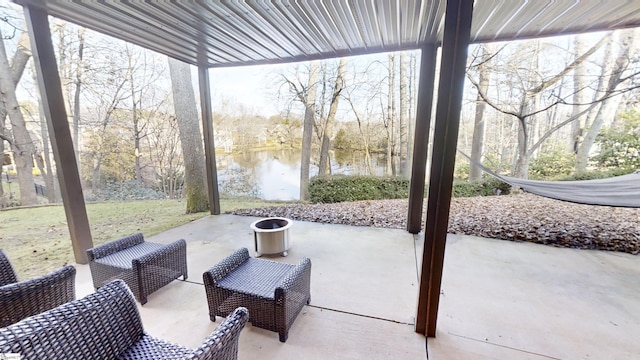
[
  {"xmin": 575, "ymin": 29, "xmax": 636, "ymax": 172},
  {"xmin": 72, "ymin": 29, "xmax": 85, "ymax": 162},
  {"xmin": 469, "ymin": 44, "xmax": 491, "ymax": 181},
  {"xmin": 129, "ymin": 51, "xmax": 143, "ymax": 183},
  {"xmin": 399, "ymin": 52, "xmax": 410, "ymax": 176},
  {"xmin": 0, "ymin": 31, "xmax": 31, "ymax": 202},
  {"xmin": 344, "ymin": 95, "xmax": 373, "ymax": 175},
  {"xmin": 168, "ymin": 58, "xmax": 208, "ymax": 213},
  {"xmin": 91, "ymin": 155, "xmax": 102, "ymax": 192},
  {"xmin": 0, "ymin": 30, "xmax": 37, "ymax": 205},
  {"xmin": 318, "ymin": 58, "xmax": 346, "ymax": 176},
  {"xmin": 385, "ymin": 54, "xmax": 395, "ymax": 176},
  {"xmin": 31, "ymin": 62, "xmax": 59, "ymax": 203},
  {"xmin": 514, "ymin": 117, "xmax": 530, "ymax": 178},
  {"xmin": 38, "ymin": 99, "xmax": 58, "ymax": 203},
  {"xmin": 511, "ymin": 41, "xmax": 540, "ymax": 179},
  {"xmin": 570, "ymin": 35, "xmax": 588, "ymax": 153},
  {"xmin": 299, "ymin": 61, "xmax": 319, "ymax": 201},
  {"xmin": 406, "ymin": 53, "xmax": 417, "ymax": 172}
]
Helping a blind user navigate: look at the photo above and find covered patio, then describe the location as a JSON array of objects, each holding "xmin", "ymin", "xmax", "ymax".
[
  {"xmin": 69, "ymin": 215, "xmax": 639, "ymax": 359},
  {"xmin": 9, "ymin": 0, "xmax": 640, "ymax": 356}
]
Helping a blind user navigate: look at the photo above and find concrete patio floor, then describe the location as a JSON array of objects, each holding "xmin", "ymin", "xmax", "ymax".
[{"xmin": 71, "ymin": 214, "xmax": 639, "ymax": 359}]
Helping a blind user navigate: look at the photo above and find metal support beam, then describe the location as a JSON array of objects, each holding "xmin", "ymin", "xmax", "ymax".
[
  {"xmin": 416, "ymin": 0, "xmax": 474, "ymax": 336},
  {"xmin": 407, "ymin": 44, "xmax": 438, "ymax": 234},
  {"xmin": 198, "ymin": 66, "xmax": 220, "ymax": 214},
  {"xmin": 23, "ymin": 5, "xmax": 93, "ymax": 264}
]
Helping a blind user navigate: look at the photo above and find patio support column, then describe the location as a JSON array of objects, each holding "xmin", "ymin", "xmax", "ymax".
[
  {"xmin": 416, "ymin": 0, "xmax": 474, "ymax": 336},
  {"xmin": 407, "ymin": 44, "xmax": 438, "ymax": 234},
  {"xmin": 23, "ymin": 5, "xmax": 93, "ymax": 264},
  {"xmin": 198, "ymin": 66, "xmax": 220, "ymax": 215}
]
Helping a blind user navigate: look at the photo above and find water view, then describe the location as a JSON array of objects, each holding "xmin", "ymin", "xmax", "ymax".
[{"xmin": 217, "ymin": 149, "xmax": 390, "ymax": 200}]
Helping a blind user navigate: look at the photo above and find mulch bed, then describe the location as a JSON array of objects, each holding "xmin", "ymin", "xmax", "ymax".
[{"xmin": 231, "ymin": 193, "xmax": 640, "ymax": 255}]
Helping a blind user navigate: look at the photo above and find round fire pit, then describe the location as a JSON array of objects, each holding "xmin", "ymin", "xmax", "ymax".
[{"xmin": 250, "ymin": 217, "xmax": 292, "ymax": 257}]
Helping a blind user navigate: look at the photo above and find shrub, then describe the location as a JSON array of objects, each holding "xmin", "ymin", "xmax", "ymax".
[
  {"xmin": 529, "ymin": 149, "xmax": 576, "ymax": 179},
  {"xmin": 592, "ymin": 110, "xmax": 640, "ymax": 172},
  {"xmin": 309, "ymin": 175, "xmax": 409, "ymax": 203},
  {"xmin": 557, "ymin": 169, "xmax": 633, "ymax": 181},
  {"xmin": 452, "ymin": 177, "xmax": 511, "ymax": 198}
]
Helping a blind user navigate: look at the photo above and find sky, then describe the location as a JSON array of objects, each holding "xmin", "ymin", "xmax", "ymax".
[{"xmin": 209, "ymin": 63, "xmax": 291, "ymax": 117}]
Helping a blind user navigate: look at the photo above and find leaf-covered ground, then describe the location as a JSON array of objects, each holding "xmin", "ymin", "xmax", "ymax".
[{"xmin": 231, "ymin": 193, "xmax": 640, "ymax": 254}]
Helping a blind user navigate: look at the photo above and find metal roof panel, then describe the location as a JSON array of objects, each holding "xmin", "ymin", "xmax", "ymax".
[{"xmin": 13, "ymin": 0, "xmax": 640, "ymax": 67}]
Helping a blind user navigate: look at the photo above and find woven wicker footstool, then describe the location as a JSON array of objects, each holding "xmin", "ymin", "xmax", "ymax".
[
  {"xmin": 203, "ymin": 248, "xmax": 311, "ymax": 342},
  {"xmin": 87, "ymin": 233, "xmax": 188, "ymax": 305}
]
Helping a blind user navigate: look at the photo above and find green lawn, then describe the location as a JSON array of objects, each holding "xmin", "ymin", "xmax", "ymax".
[{"xmin": 0, "ymin": 197, "xmax": 283, "ymax": 279}]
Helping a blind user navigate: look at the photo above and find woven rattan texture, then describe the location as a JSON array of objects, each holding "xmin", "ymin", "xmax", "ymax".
[
  {"xmin": 0, "ymin": 250, "xmax": 18, "ymax": 286},
  {"xmin": 218, "ymin": 258, "xmax": 293, "ymax": 299},
  {"xmin": 87, "ymin": 233, "xmax": 188, "ymax": 304},
  {"xmin": 0, "ymin": 250, "xmax": 76, "ymax": 328},
  {"xmin": 94, "ymin": 242, "xmax": 165, "ymax": 268},
  {"xmin": 204, "ymin": 248, "xmax": 311, "ymax": 342},
  {"xmin": 0, "ymin": 280, "xmax": 249, "ymax": 360}
]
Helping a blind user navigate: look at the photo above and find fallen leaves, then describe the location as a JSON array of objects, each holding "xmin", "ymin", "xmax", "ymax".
[{"xmin": 232, "ymin": 193, "xmax": 640, "ymax": 255}]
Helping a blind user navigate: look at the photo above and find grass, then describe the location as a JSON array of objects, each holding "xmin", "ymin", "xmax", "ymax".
[{"xmin": 0, "ymin": 197, "xmax": 284, "ymax": 279}]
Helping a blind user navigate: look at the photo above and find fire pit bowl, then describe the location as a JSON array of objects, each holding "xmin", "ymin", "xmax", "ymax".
[{"xmin": 250, "ymin": 217, "xmax": 292, "ymax": 257}]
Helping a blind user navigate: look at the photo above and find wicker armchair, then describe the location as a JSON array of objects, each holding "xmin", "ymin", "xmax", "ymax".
[
  {"xmin": 204, "ymin": 248, "xmax": 311, "ymax": 342},
  {"xmin": 0, "ymin": 249, "xmax": 76, "ymax": 328},
  {"xmin": 87, "ymin": 233, "xmax": 188, "ymax": 304},
  {"xmin": 0, "ymin": 280, "xmax": 249, "ymax": 360}
]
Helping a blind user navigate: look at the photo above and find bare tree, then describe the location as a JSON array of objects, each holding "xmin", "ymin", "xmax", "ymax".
[
  {"xmin": 83, "ymin": 53, "xmax": 133, "ymax": 191},
  {"xmin": 0, "ymin": 29, "xmax": 31, "ymax": 204},
  {"xmin": 398, "ymin": 52, "xmax": 409, "ymax": 176},
  {"xmin": 0, "ymin": 27, "xmax": 36, "ymax": 205},
  {"xmin": 575, "ymin": 28, "xmax": 640, "ymax": 172},
  {"xmin": 278, "ymin": 61, "xmax": 320, "ymax": 200},
  {"xmin": 570, "ymin": 34, "xmax": 588, "ymax": 153},
  {"xmin": 383, "ymin": 54, "xmax": 396, "ymax": 176},
  {"xmin": 468, "ymin": 33, "xmax": 617, "ymax": 178},
  {"xmin": 343, "ymin": 87, "xmax": 374, "ymax": 174},
  {"xmin": 318, "ymin": 58, "xmax": 346, "ymax": 175},
  {"xmin": 468, "ymin": 44, "xmax": 492, "ymax": 180},
  {"xmin": 123, "ymin": 45, "xmax": 164, "ymax": 184},
  {"xmin": 146, "ymin": 102, "xmax": 182, "ymax": 199}
]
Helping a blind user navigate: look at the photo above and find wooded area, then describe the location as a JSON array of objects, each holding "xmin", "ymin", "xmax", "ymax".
[{"xmin": 1, "ymin": 3, "xmax": 639, "ymax": 209}]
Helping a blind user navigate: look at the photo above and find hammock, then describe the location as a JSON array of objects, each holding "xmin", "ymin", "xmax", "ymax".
[{"xmin": 460, "ymin": 152, "xmax": 640, "ymax": 208}]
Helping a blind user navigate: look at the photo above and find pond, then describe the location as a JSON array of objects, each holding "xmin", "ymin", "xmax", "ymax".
[{"xmin": 216, "ymin": 149, "xmax": 396, "ymax": 200}]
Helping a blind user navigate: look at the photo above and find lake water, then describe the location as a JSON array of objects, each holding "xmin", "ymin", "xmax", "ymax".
[{"xmin": 216, "ymin": 149, "xmax": 391, "ymax": 200}]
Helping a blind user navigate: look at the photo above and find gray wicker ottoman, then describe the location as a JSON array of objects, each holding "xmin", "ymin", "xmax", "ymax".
[
  {"xmin": 87, "ymin": 233, "xmax": 188, "ymax": 305},
  {"xmin": 203, "ymin": 248, "xmax": 311, "ymax": 342}
]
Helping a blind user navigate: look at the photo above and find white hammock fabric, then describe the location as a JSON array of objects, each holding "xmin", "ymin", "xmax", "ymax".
[
  {"xmin": 497, "ymin": 172, "xmax": 640, "ymax": 208},
  {"xmin": 461, "ymin": 152, "xmax": 640, "ymax": 208}
]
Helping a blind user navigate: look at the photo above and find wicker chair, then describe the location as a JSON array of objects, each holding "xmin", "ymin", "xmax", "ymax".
[
  {"xmin": 0, "ymin": 279, "xmax": 249, "ymax": 360},
  {"xmin": 0, "ymin": 249, "xmax": 76, "ymax": 328},
  {"xmin": 204, "ymin": 248, "xmax": 311, "ymax": 342},
  {"xmin": 87, "ymin": 233, "xmax": 188, "ymax": 305}
]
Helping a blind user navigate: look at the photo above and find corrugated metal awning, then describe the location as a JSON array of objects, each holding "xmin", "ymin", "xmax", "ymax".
[{"xmin": 13, "ymin": 1, "xmax": 640, "ymax": 67}]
